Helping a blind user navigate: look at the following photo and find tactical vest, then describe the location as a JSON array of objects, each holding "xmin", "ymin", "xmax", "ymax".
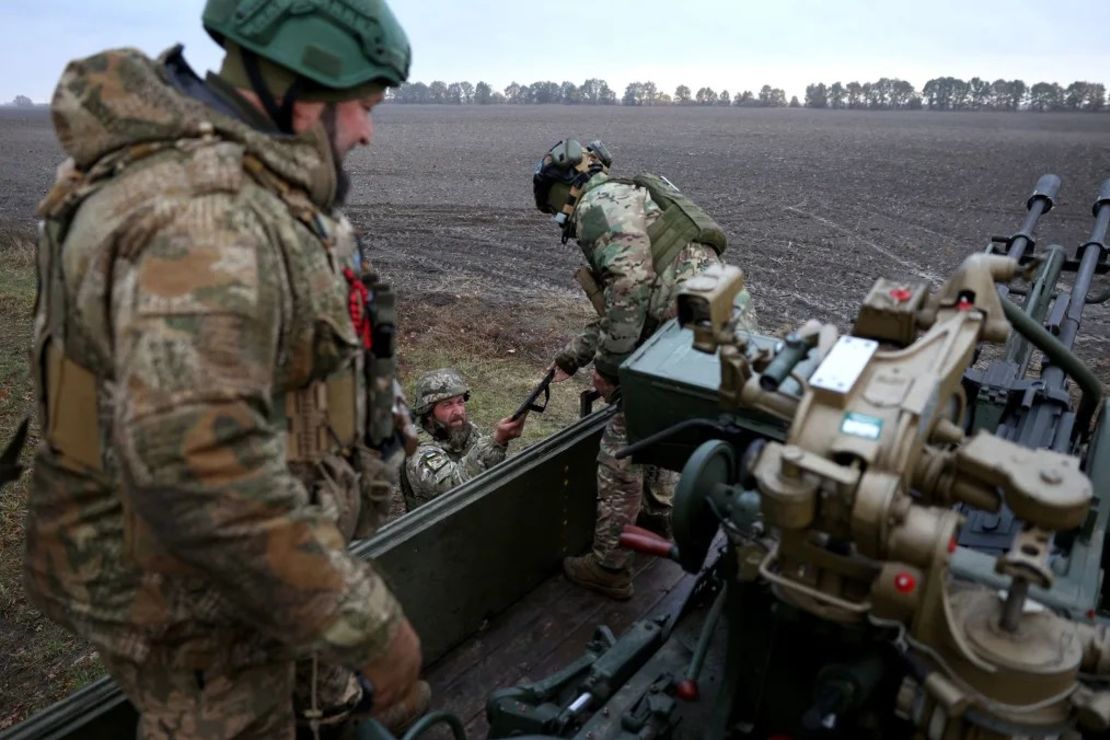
[
  {"xmin": 609, "ymin": 173, "xmax": 728, "ymax": 275},
  {"xmin": 30, "ymin": 140, "xmax": 397, "ymax": 525}
]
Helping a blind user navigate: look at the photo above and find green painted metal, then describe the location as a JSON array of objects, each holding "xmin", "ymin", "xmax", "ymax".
[
  {"xmin": 2, "ymin": 409, "xmax": 615, "ymax": 740},
  {"xmin": 999, "ymin": 294, "xmax": 1104, "ymax": 439},
  {"xmin": 619, "ymin": 320, "xmax": 785, "ymax": 471},
  {"xmin": 951, "ymin": 399, "xmax": 1110, "ymax": 619}
]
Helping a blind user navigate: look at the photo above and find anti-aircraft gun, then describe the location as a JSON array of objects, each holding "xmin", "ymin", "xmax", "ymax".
[
  {"xmin": 618, "ymin": 174, "xmax": 1110, "ymax": 739},
  {"xmin": 478, "ymin": 175, "xmax": 1110, "ymax": 740}
]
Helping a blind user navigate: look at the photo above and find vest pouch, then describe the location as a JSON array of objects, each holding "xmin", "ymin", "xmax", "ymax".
[
  {"xmin": 611, "ymin": 174, "xmax": 728, "ymax": 274},
  {"xmin": 353, "ymin": 443, "xmax": 400, "ymax": 539},
  {"xmin": 43, "ymin": 340, "xmax": 103, "ymax": 473},
  {"xmin": 314, "ymin": 452, "xmax": 362, "ymax": 542}
]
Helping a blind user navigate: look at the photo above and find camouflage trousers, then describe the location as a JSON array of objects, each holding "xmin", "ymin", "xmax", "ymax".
[
  {"xmin": 101, "ymin": 650, "xmax": 361, "ymax": 739},
  {"xmin": 593, "ymin": 409, "xmax": 677, "ymax": 570}
]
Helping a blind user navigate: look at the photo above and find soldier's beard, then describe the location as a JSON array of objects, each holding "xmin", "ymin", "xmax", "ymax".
[
  {"xmin": 430, "ymin": 416, "xmax": 471, "ymax": 448},
  {"xmin": 446, "ymin": 424, "xmax": 472, "ymax": 449},
  {"xmin": 321, "ymin": 104, "xmax": 351, "ymax": 206}
]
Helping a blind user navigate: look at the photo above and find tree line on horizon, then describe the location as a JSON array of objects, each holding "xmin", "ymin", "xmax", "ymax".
[{"xmin": 386, "ymin": 77, "xmax": 1108, "ymax": 112}]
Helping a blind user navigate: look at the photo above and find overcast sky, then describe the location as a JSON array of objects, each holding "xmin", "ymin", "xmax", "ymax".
[{"xmin": 1, "ymin": 0, "xmax": 1107, "ymax": 104}]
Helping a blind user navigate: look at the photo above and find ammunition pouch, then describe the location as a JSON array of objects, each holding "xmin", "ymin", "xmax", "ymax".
[
  {"xmin": 40, "ymin": 341, "xmax": 103, "ymax": 473},
  {"xmin": 284, "ymin": 370, "xmax": 360, "ymax": 464},
  {"xmin": 574, "ymin": 266, "xmax": 607, "ymax": 317},
  {"xmin": 610, "ymin": 173, "xmax": 728, "ymax": 274}
]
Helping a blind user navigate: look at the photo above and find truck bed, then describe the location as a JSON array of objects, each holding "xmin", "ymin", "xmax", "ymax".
[{"xmin": 425, "ymin": 555, "xmax": 693, "ymax": 737}]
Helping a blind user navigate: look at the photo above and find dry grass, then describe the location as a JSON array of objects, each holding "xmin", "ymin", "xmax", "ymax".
[
  {"xmin": 0, "ymin": 220, "xmax": 103, "ymax": 730},
  {"xmin": 0, "ymin": 226, "xmax": 595, "ymax": 729},
  {"xmin": 396, "ymin": 289, "xmax": 596, "ymax": 448}
]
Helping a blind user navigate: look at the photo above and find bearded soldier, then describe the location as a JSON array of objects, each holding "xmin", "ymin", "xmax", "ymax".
[
  {"xmin": 401, "ymin": 368, "xmax": 526, "ymax": 511},
  {"xmin": 532, "ymin": 139, "xmax": 757, "ymax": 600},
  {"xmin": 23, "ymin": 1, "xmax": 428, "ymax": 737}
]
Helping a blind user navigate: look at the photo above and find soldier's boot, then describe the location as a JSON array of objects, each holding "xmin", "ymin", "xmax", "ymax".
[
  {"xmin": 563, "ymin": 553, "xmax": 633, "ymax": 601},
  {"xmin": 636, "ymin": 508, "xmax": 673, "ymax": 541},
  {"xmin": 367, "ymin": 680, "xmax": 431, "ymax": 737}
]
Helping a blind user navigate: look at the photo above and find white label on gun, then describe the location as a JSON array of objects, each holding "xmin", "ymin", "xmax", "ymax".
[{"xmin": 810, "ymin": 336, "xmax": 878, "ymax": 395}]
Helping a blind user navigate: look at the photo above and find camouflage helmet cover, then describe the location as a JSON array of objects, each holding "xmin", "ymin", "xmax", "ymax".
[
  {"xmin": 202, "ymin": 0, "xmax": 411, "ymax": 91},
  {"xmin": 412, "ymin": 368, "xmax": 470, "ymax": 416}
]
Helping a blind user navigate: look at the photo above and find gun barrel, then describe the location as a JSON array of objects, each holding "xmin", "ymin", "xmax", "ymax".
[
  {"xmin": 1005, "ymin": 174, "xmax": 1060, "ymax": 264},
  {"xmin": 1027, "ymin": 174, "xmax": 1061, "ymax": 213},
  {"xmin": 1054, "ymin": 183, "xmax": 1110, "ymax": 355},
  {"xmin": 1093, "ymin": 177, "xmax": 1110, "ymax": 218},
  {"xmin": 760, "ymin": 335, "xmax": 810, "ymax": 392}
]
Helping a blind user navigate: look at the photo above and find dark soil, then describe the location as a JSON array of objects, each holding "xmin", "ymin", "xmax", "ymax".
[
  {"xmin": 346, "ymin": 105, "xmax": 1110, "ymax": 374},
  {"xmin": 4, "ymin": 105, "xmax": 1108, "ymax": 368}
]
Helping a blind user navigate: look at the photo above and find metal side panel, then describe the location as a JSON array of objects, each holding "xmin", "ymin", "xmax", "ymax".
[
  {"xmin": 351, "ymin": 406, "xmax": 613, "ymax": 662},
  {"xmin": 2, "ymin": 409, "xmax": 614, "ymax": 740}
]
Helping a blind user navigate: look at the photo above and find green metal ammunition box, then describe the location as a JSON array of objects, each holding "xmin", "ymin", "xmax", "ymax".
[{"xmin": 619, "ymin": 320, "xmax": 787, "ymax": 471}]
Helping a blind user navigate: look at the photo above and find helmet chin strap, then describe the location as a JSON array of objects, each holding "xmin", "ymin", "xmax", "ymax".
[
  {"xmin": 554, "ymin": 156, "xmax": 607, "ymax": 243},
  {"xmin": 241, "ymin": 47, "xmax": 302, "ymax": 134}
]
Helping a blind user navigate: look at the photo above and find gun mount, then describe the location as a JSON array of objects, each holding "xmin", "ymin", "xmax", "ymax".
[{"xmin": 649, "ymin": 176, "xmax": 1109, "ymax": 738}]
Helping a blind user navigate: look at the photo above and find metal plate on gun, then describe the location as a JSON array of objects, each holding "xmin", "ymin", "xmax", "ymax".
[{"xmin": 810, "ymin": 336, "xmax": 878, "ymax": 395}]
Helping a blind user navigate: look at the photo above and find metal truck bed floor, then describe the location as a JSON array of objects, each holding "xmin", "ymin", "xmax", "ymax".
[{"xmin": 424, "ymin": 556, "xmax": 692, "ymax": 737}]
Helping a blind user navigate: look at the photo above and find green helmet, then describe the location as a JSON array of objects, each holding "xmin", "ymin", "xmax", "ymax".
[
  {"xmin": 202, "ymin": 0, "xmax": 411, "ymax": 91},
  {"xmin": 412, "ymin": 368, "xmax": 470, "ymax": 416}
]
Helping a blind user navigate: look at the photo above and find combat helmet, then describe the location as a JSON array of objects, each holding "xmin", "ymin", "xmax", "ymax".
[
  {"xmin": 412, "ymin": 368, "xmax": 470, "ymax": 417},
  {"xmin": 533, "ymin": 139, "xmax": 613, "ymax": 230},
  {"xmin": 202, "ymin": 0, "xmax": 411, "ymax": 130}
]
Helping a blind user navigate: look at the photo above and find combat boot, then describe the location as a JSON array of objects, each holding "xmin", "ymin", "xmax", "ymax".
[
  {"xmin": 636, "ymin": 508, "xmax": 673, "ymax": 541},
  {"xmin": 563, "ymin": 554, "xmax": 633, "ymax": 600}
]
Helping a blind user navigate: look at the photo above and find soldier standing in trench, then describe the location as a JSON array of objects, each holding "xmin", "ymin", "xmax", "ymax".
[
  {"xmin": 23, "ymin": 1, "xmax": 429, "ymax": 737},
  {"xmin": 533, "ymin": 139, "xmax": 757, "ymax": 600},
  {"xmin": 401, "ymin": 368, "xmax": 527, "ymax": 511}
]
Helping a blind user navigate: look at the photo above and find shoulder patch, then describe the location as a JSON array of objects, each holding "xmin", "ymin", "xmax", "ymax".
[
  {"xmin": 576, "ymin": 196, "xmax": 611, "ymax": 246},
  {"xmin": 417, "ymin": 446, "xmax": 449, "ymax": 473}
]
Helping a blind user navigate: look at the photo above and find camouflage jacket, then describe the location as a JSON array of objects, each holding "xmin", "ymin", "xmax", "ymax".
[
  {"xmin": 23, "ymin": 48, "xmax": 402, "ymax": 672},
  {"xmin": 555, "ymin": 173, "xmax": 754, "ymax": 380},
  {"xmin": 400, "ymin": 423, "xmax": 505, "ymax": 510}
]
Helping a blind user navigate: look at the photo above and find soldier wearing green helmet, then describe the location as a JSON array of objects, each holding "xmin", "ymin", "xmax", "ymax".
[
  {"xmin": 401, "ymin": 369, "xmax": 528, "ymax": 511},
  {"xmin": 23, "ymin": 1, "xmax": 425, "ymax": 737}
]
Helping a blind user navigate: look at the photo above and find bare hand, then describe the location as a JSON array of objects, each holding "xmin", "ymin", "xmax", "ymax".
[
  {"xmin": 493, "ymin": 414, "xmax": 527, "ymax": 446},
  {"xmin": 592, "ymin": 368, "xmax": 618, "ymax": 400},
  {"xmin": 360, "ymin": 617, "xmax": 422, "ymax": 710}
]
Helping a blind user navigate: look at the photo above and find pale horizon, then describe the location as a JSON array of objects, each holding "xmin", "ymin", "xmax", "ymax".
[{"xmin": 0, "ymin": 0, "xmax": 1106, "ymax": 104}]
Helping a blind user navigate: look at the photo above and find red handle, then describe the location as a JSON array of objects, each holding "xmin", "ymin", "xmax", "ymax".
[
  {"xmin": 619, "ymin": 532, "xmax": 677, "ymax": 559},
  {"xmin": 622, "ymin": 524, "xmax": 668, "ymax": 541}
]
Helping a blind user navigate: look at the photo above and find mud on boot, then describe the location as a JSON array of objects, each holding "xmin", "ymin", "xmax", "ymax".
[{"xmin": 563, "ymin": 554, "xmax": 633, "ymax": 600}]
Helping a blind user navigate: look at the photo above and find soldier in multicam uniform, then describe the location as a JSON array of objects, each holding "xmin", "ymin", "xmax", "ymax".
[
  {"xmin": 532, "ymin": 139, "xmax": 757, "ymax": 600},
  {"xmin": 401, "ymin": 368, "xmax": 527, "ymax": 510},
  {"xmin": 23, "ymin": 1, "xmax": 428, "ymax": 737}
]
